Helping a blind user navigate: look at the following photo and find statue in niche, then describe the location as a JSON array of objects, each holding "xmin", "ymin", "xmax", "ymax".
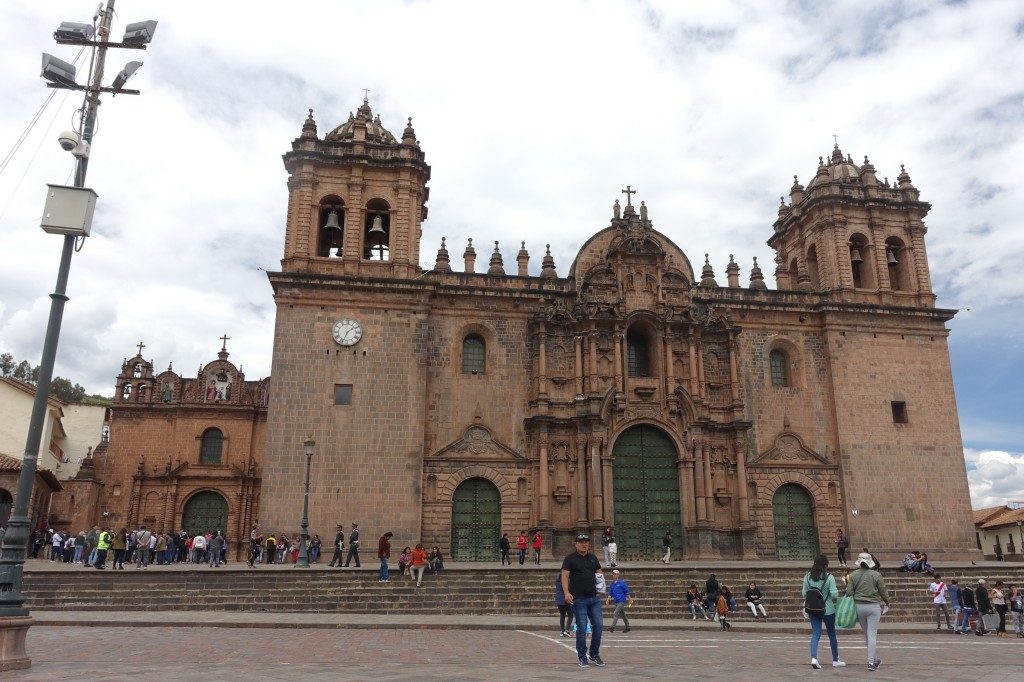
[
  {"xmin": 613, "ymin": 199, "xmax": 621, "ymax": 219},
  {"xmin": 162, "ymin": 382, "xmax": 172, "ymax": 403},
  {"xmin": 206, "ymin": 381, "xmax": 217, "ymax": 401},
  {"xmin": 553, "ymin": 444, "xmax": 570, "ymax": 494},
  {"xmin": 208, "ymin": 370, "xmax": 232, "ymax": 401}
]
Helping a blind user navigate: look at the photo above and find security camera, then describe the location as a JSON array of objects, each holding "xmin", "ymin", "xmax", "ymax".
[
  {"xmin": 58, "ymin": 130, "xmax": 80, "ymax": 151},
  {"xmin": 57, "ymin": 130, "xmax": 89, "ymax": 158}
]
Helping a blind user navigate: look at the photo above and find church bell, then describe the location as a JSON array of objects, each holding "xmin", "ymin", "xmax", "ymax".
[
  {"xmin": 322, "ymin": 210, "xmax": 341, "ymax": 231},
  {"xmin": 366, "ymin": 214, "xmax": 387, "ymax": 246},
  {"xmin": 850, "ymin": 246, "xmax": 863, "ymax": 263},
  {"xmin": 886, "ymin": 248, "xmax": 898, "ymax": 266}
]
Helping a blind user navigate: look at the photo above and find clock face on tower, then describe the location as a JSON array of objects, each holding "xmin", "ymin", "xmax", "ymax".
[{"xmin": 332, "ymin": 318, "xmax": 362, "ymax": 346}]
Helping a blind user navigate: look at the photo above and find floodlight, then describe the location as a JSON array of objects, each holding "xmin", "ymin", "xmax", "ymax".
[
  {"xmin": 122, "ymin": 20, "xmax": 158, "ymax": 46},
  {"xmin": 41, "ymin": 53, "xmax": 77, "ymax": 87},
  {"xmin": 54, "ymin": 21, "xmax": 95, "ymax": 41},
  {"xmin": 111, "ymin": 61, "xmax": 143, "ymax": 90}
]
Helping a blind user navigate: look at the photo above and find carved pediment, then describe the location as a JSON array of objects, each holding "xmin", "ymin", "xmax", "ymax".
[
  {"xmin": 750, "ymin": 431, "xmax": 832, "ymax": 467},
  {"xmin": 430, "ymin": 425, "xmax": 523, "ymax": 461}
]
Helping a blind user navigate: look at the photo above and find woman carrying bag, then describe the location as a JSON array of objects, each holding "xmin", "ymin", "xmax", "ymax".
[
  {"xmin": 801, "ymin": 555, "xmax": 845, "ymax": 669},
  {"xmin": 845, "ymin": 552, "xmax": 891, "ymax": 673}
]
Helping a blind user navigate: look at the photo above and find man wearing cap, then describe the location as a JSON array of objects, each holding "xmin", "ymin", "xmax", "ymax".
[
  {"xmin": 328, "ymin": 524, "xmax": 345, "ymax": 567},
  {"xmin": 561, "ymin": 533, "xmax": 605, "ymax": 668},
  {"xmin": 606, "ymin": 569, "xmax": 634, "ymax": 633}
]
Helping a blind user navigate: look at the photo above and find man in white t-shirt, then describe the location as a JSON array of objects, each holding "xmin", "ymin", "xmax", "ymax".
[
  {"xmin": 50, "ymin": 531, "xmax": 63, "ymax": 561},
  {"xmin": 930, "ymin": 573, "xmax": 952, "ymax": 630}
]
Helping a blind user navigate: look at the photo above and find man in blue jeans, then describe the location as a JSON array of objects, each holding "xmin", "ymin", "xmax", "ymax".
[
  {"xmin": 561, "ymin": 533, "xmax": 605, "ymax": 668},
  {"xmin": 378, "ymin": 531, "xmax": 393, "ymax": 582}
]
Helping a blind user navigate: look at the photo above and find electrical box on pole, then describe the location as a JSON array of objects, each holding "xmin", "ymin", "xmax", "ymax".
[{"xmin": 41, "ymin": 184, "xmax": 98, "ymax": 236}]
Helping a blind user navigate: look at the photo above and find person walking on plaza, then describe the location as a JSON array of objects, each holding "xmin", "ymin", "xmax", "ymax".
[
  {"xmin": 378, "ymin": 531, "xmax": 393, "ymax": 582},
  {"xmin": 958, "ymin": 580, "xmax": 978, "ymax": 634},
  {"xmin": 716, "ymin": 590, "xmax": 732, "ymax": 630},
  {"xmin": 133, "ymin": 525, "xmax": 153, "ymax": 569},
  {"xmin": 555, "ymin": 573, "xmax": 575, "ymax": 637},
  {"xmin": 834, "ymin": 528, "xmax": 849, "ymax": 567},
  {"xmin": 84, "ymin": 525, "xmax": 98, "ymax": 566},
  {"xmin": 975, "ymin": 579, "xmax": 993, "ymax": 634},
  {"xmin": 516, "ymin": 531, "xmax": 528, "ymax": 565},
  {"xmin": 686, "ymin": 584, "xmax": 710, "ymax": 620},
  {"xmin": 607, "ymin": 569, "xmax": 633, "ymax": 633},
  {"xmin": 661, "ymin": 531, "xmax": 672, "ymax": 563},
  {"xmin": 192, "ymin": 531, "xmax": 207, "ymax": 565},
  {"xmin": 602, "ymin": 526, "xmax": 613, "ymax": 566},
  {"xmin": 532, "ymin": 530, "xmax": 543, "ymax": 565},
  {"xmin": 745, "ymin": 581, "xmax": 768, "ymax": 619},
  {"xmin": 802, "ymin": 554, "xmax": 845, "ymax": 669},
  {"xmin": 410, "ymin": 543, "xmax": 429, "ymax": 587},
  {"xmin": 929, "ymin": 574, "xmax": 952, "ymax": 630},
  {"xmin": 264, "ymin": 533, "xmax": 276, "ymax": 564},
  {"xmin": 990, "ymin": 580, "xmax": 1008, "ymax": 637},
  {"xmin": 1009, "ymin": 584, "xmax": 1024, "ymax": 637},
  {"xmin": 328, "ymin": 524, "xmax": 345, "ymax": 567},
  {"xmin": 561, "ymin": 533, "xmax": 604, "ymax": 668},
  {"xmin": 947, "ymin": 579, "xmax": 962, "ymax": 632},
  {"xmin": 247, "ymin": 524, "xmax": 262, "ymax": 568},
  {"xmin": 705, "ymin": 574, "xmax": 720, "ymax": 621},
  {"xmin": 500, "ymin": 533, "xmax": 511, "ymax": 565},
  {"xmin": 344, "ymin": 523, "xmax": 361, "ymax": 567},
  {"xmin": 209, "ymin": 531, "xmax": 226, "ymax": 567},
  {"xmin": 846, "ymin": 551, "xmax": 891, "ymax": 672},
  {"xmin": 111, "ymin": 528, "xmax": 127, "ymax": 570}
]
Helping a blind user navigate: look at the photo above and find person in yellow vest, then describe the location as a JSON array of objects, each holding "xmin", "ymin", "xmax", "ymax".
[{"xmin": 94, "ymin": 527, "xmax": 112, "ymax": 570}]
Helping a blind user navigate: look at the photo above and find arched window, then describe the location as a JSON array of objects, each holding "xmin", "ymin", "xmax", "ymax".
[
  {"xmin": 806, "ymin": 244, "xmax": 820, "ymax": 290},
  {"xmin": 136, "ymin": 384, "xmax": 147, "ymax": 403},
  {"xmin": 363, "ymin": 198, "xmax": 390, "ymax": 261},
  {"xmin": 121, "ymin": 383, "xmax": 131, "ymax": 400},
  {"xmin": 317, "ymin": 196, "xmax": 345, "ymax": 258},
  {"xmin": 132, "ymin": 364, "xmax": 142, "ymax": 378},
  {"xmin": 885, "ymin": 237, "xmax": 910, "ymax": 291},
  {"xmin": 849, "ymin": 234, "xmax": 872, "ymax": 289},
  {"xmin": 462, "ymin": 335, "xmax": 486, "ymax": 374},
  {"xmin": 769, "ymin": 349, "xmax": 789, "ymax": 387},
  {"xmin": 789, "ymin": 258, "xmax": 799, "ymax": 290},
  {"xmin": 200, "ymin": 428, "xmax": 224, "ymax": 464},
  {"xmin": 627, "ymin": 328, "xmax": 650, "ymax": 377}
]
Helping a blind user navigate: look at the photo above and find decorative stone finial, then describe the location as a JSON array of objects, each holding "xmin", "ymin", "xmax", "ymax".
[
  {"xmin": 463, "ymin": 238, "xmax": 476, "ymax": 274},
  {"xmin": 540, "ymin": 244, "xmax": 557, "ymax": 279},
  {"xmin": 433, "ymin": 236, "xmax": 451, "ymax": 272},
  {"xmin": 301, "ymin": 108, "xmax": 317, "ymax": 139},
  {"xmin": 700, "ymin": 254, "xmax": 718, "ymax": 288},
  {"xmin": 487, "ymin": 240, "xmax": 505, "ymax": 276},
  {"xmin": 726, "ymin": 254, "xmax": 740, "ymax": 288},
  {"xmin": 516, "ymin": 241, "xmax": 530, "ymax": 277},
  {"xmin": 402, "ymin": 116, "xmax": 417, "ymax": 145},
  {"xmin": 749, "ymin": 256, "xmax": 767, "ymax": 290}
]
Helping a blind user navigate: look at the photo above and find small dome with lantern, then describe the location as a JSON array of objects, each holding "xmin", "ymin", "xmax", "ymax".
[{"xmin": 326, "ymin": 98, "xmax": 398, "ymax": 144}]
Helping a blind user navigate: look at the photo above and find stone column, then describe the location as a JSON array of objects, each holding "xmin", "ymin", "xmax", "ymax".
[
  {"xmin": 538, "ymin": 438, "xmax": 550, "ymax": 525},
  {"xmin": 588, "ymin": 327, "xmax": 598, "ymax": 394},
  {"xmin": 728, "ymin": 334, "xmax": 740, "ymax": 404},
  {"xmin": 734, "ymin": 435, "xmax": 749, "ymax": 525},
  {"xmin": 589, "ymin": 437, "xmax": 604, "ymax": 524},
  {"xmin": 601, "ymin": 449, "xmax": 614, "ymax": 525},
  {"xmin": 870, "ymin": 220, "xmax": 891, "ymax": 291},
  {"xmin": 538, "ymin": 322, "xmax": 547, "ymax": 397},
  {"xmin": 664, "ymin": 328, "xmax": 675, "ymax": 393},
  {"xmin": 613, "ymin": 328, "xmax": 624, "ymax": 393},
  {"xmin": 703, "ymin": 443, "xmax": 715, "ymax": 522},
  {"xmin": 576, "ymin": 436, "xmax": 589, "ymax": 525},
  {"xmin": 696, "ymin": 343, "xmax": 706, "ymax": 400},
  {"xmin": 677, "ymin": 452, "xmax": 692, "ymax": 545},
  {"xmin": 909, "ymin": 223, "xmax": 933, "ymax": 294},
  {"xmin": 574, "ymin": 334, "xmax": 584, "ymax": 395},
  {"xmin": 687, "ymin": 336, "xmax": 699, "ymax": 396},
  {"xmin": 693, "ymin": 440, "xmax": 707, "ymax": 524}
]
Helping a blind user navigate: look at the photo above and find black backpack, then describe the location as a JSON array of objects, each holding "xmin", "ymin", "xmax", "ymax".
[{"xmin": 804, "ymin": 575, "xmax": 827, "ymax": 615}]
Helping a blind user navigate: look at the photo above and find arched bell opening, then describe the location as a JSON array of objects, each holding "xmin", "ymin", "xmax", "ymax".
[
  {"xmin": 363, "ymin": 198, "xmax": 391, "ymax": 261},
  {"xmin": 885, "ymin": 236, "xmax": 911, "ymax": 291},
  {"xmin": 806, "ymin": 244, "xmax": 820, "ymax": 290},
  {"xmin": 317, "ymin": 196, "xmax": 345, "ymax": 258},
  {"xmin": 848, "ymin": 233, "xmax": 875, "ymax": 289}
]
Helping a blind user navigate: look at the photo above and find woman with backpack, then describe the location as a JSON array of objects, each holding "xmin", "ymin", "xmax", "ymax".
[
  {"xmin": 1008, "ymin": 584, "xmax": 1024, "ymax": 638},
  {"xmin": 847, "ymin": 552, "xmax": 891, "ymax": 672},
  {"xmin": 802, "ymin": 554, "xmax": 845, "ymax": 669}
]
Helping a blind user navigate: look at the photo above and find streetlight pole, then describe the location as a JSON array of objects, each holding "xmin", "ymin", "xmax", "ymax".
[
  {"xmin": 0, "ymin": 1, "xmax": 155, "ymax": 670},
  {"xmin": 296, "ymin": 438, "xmax": 314, "ymax": 568}
]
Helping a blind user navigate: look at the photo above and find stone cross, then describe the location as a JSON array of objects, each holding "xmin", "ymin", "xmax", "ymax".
[
  {"xmin": 621, "ymin": 185, "xmax": 636, "ymax": 207},
  {"xmin": 136, "ymin": 341, "xmax": 145, "ymax": 355},
  {"xmin": 220, "ymin": 334, "xmax": 230, "ymax": 352},
  {"xmin": 362, "ymin": 88, "xmax": 370, "ymax": 102}
]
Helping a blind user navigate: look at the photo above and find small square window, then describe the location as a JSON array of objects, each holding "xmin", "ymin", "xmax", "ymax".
[
  {"xmin": 334, "ymin": 384, "xmax": 352, "ymax": 406},
  {"xmin": 891, "ymin": 401, "xmax": 908, "ymax": 424}
]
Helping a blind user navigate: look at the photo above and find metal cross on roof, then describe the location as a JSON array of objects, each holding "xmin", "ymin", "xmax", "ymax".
[
  {"xmin": 220, "ymin": 334, "xmax": 230, "ymax": 352},
  {"xmin": 621, "ymin": 185, "xmax": 636, "ymax": 207},
  {"xmin": 136, "ymin": 341, "xmax": 145, "ymax": 356}
]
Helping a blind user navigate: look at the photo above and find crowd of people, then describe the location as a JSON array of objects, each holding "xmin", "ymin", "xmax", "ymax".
[{"xmin": 32, "ymin": 525, "xmax": 233, "ymax": 569}]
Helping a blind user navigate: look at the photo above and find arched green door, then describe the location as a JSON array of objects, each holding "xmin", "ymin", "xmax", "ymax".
[
  {"xmin": 773, "ymin": 483, "xmax": 819, "ymax": 559},
  {"xmin": 182, "ymin": 491, "xmax": 228, "ymax": 536},
  {"xmin": 612, "ymin": 425, "xmax": 682, "ymax": 560},
  {"xmin": 451, "ymin": 478, "xmax": 501, "ymax": 561}
]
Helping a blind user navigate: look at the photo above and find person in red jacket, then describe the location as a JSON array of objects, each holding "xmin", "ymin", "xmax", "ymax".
[
  {"xmin": 516, "ymin": 531, "xmax": 528, "ymax": 565},
  {"xmin": 533, "ymin": 531, "xmax": 543, "ymax": 565},
  {"xmin": 377, "ymin": 531, "xmax": 393, "ymax": 583}
]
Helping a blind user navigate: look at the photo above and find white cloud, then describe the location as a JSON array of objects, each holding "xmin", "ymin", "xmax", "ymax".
[{"xmin": 966, "ymin": 448, "xmax": 1024, "ymax": 509}]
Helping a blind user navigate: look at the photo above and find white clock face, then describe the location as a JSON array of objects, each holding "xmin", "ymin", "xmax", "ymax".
[{"xmin": 332, "ymin": 318, "xmax": 362, "ymax": 346}]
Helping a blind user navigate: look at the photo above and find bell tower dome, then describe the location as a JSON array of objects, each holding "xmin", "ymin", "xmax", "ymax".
[{"xmin": 280, "ymin": 99, "xmax": 431, "ymax": 279}]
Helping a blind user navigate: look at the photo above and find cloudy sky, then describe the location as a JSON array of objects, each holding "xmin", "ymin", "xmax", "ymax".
[{"xmin": 0, "ymin": 1, "xmax": 1021, "ymax": 506}]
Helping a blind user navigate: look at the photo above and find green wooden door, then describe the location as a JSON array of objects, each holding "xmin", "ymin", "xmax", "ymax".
[
  {"xmin": 182, "ymin": 491, "xmax": 228, "ymax": 536},
  {"xmin": 612, "ymin": 426, "xmax": 682, "ymax": 560},
  {"xmin": 772, "ymin": 483, "xmax": 819, "ymax": 560},
  {"xmin": 451, "ymin": 478, "xmax": 501, "ymax": 561}
]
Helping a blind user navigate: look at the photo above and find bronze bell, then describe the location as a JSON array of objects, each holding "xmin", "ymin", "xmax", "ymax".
[
  {"xmin": 366, "ymin": 214, "xmax": 387, "ymax": 246},
  {"xmin": 849, "ymin": 246, "xmax": 863, "ymax": 263},
  {"xmin": 886, "ymin": 248, "xmax": 898, "ymax": 266},
  {"xmin": 322, "ymin": 210, "xmax": 341, "ymax": 231}
]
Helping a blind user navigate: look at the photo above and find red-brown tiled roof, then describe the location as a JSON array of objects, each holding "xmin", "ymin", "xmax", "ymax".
[
  {"xmin": 973, "ymin": 505, "xmax": 1011, "ymax": 526},
  {"xmin": 0, "ymin": 452, "xmax": 63, "ymax": 491},
  {"xmin": 980, "ymin": 507, "xmax": 1024, "ymax": 529}
]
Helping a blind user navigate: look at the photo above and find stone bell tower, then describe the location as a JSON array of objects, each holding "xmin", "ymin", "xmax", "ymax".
[{"xmin": 280, "ymin": 98, "xmax": 431, "ymax": 279}]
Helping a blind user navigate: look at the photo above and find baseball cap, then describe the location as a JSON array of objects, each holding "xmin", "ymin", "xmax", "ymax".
[{"xmin": 575, "ymin": 533, "xmax": 590, "ymax": 541}]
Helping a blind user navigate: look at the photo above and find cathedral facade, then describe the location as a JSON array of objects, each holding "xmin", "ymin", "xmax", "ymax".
[{"xmin": 258, "ymin": 99, "xmax": 977, "ymax": 561}]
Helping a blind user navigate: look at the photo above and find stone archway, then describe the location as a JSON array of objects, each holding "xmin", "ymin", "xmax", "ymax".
[
  {"xmin": 772, "ymin": 483, "xmax": 819, "ymax": 559},
  {"xmin": 450, "ymin": 478, "xmax": 501, "ymax": 561},
  {"xmin": 612, "ymin": 425, "xmax": 682, "ymax": 560},
  {"xmin": 181, "ymin": 490, "xmax": 228, "ymax": 536}
]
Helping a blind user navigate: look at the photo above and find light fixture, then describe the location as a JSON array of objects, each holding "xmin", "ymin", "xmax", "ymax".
[
  {"xmin": 122, "ymin": 20, "xmax": 158, "ymax": 46},
  {"xmin": 41, "ymin": 53, "xmax": 77, "ymax": 86},
  {"xmin": 54, "ymin": 22, "xmax": 94, "ymax": 41},
  {"xmin": 304, "ymin": 437, "xmax": 315, "ymax": 458},
  {"xmin": 111, "ymin": 61, "xmax": 142, "ymax": 90}
]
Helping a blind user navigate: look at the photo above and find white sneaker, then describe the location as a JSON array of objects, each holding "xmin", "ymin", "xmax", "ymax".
[
  {"xmin": 832, "ymin": 661, "xmax": 846, "ymax": 668},
  {"xmin": 811, "ymin": 658, "xmax": 821, "ymax": 669},
  {"xmin": 692, "ymin": 615, "xmax": 697, "ymax": 620}
]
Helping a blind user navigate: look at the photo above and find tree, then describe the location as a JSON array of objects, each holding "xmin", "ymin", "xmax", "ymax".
[
  {"xmin": 50, "ymin": 376, "xmax": 87, "ymax": 403},
  {"xmin": 0, "ymin": 352, "xmax": 13, "ymax": 376},
  {"xmin": 12, "ymin": 360, "xmax": 32, "ymax": 381}
]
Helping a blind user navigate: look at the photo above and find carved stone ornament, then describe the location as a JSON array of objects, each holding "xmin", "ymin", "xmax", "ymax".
[
  {"xmin": 749, "ymin": 431, "xmax": 833, "ymax": 467},
  {"xmin": 429, "ymin": 424, "xmax": 523, "ymax": 461}
]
